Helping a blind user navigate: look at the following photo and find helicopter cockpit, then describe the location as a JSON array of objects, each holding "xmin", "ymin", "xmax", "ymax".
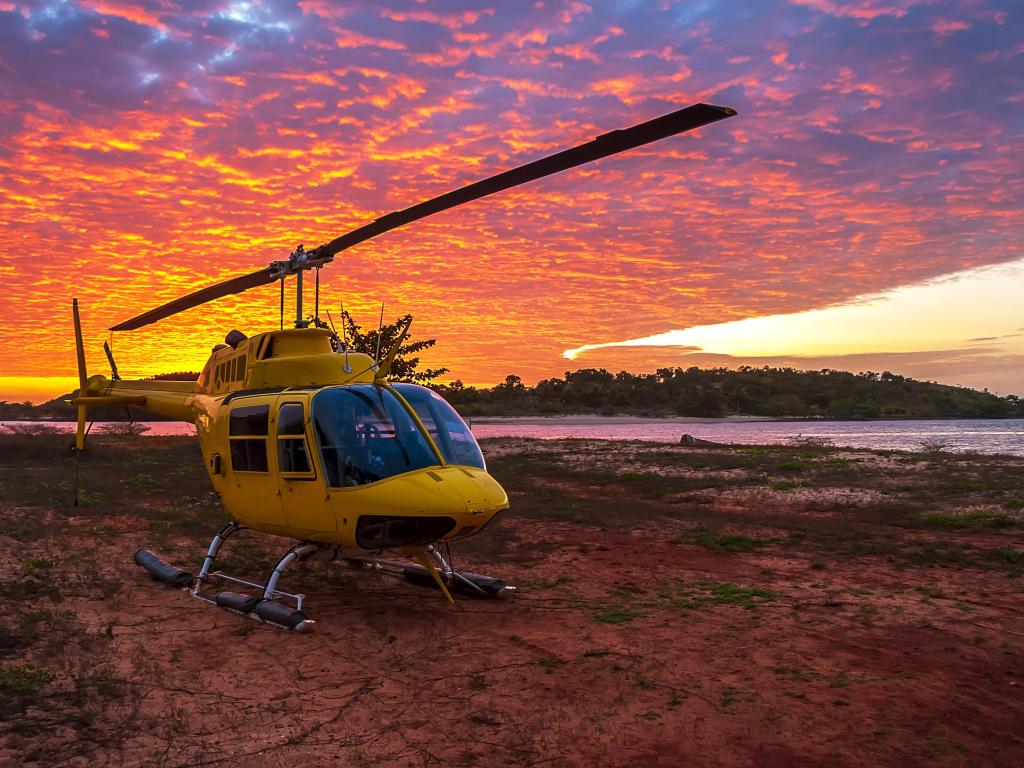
[{"xmin": 312, "ymin": 384, "xmax": 484, "ymax": 488}]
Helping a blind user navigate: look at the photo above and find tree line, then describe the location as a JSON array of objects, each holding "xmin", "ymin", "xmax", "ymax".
[{"xmin": 435, "ymin": 367, "xmax": 1024, "ymax": 419}]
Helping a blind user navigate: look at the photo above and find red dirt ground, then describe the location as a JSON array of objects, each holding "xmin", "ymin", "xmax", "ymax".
[
  {"xmin": 1, "ymin": 436, "xmax": 1023, "ymax": 766},
  {"xmin": 3, "ymin": 517, "xmax": 1022, "ymax": 766}
]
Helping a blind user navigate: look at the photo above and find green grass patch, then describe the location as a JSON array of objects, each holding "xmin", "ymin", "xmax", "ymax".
[
  {"xmin": 593, "ymin": 608, "xmax": 642, "ymax": 624},
  {"xmin": 905, "ymin": 544, "xmax": 974, "ymax": 567},
  {"xmin": 773, "ymin": 666, "xmax": 823, "ymax": 683},
  {"xmin": 719, "ymin": 685, "xmax": 757, "ymax": 707},
  {"xmin": 619, "ymin": 471, "xmax": 660, "ymax": 482},
  {"xmin": 705, "ymin": 581, "xmax": 777, "ymax": 608},
  {"xmin": 694, "ymin": 526, "xmax": 760, "ymax": 553},
  {"xmin": 652, "ymin": 579, "xmax": 779, "ymax": 610},
  {"xmin": 0, "ymin": 664, "xmax": 55, "ymax": 695},
  {"xmin": 24, "ymin": 558, "xmax": 53, "ymax": 572},
  {"xmin": 921, "ymin": 509, "xmax": 1015, "ymax": 529},
  {"xmin": 776, "ymin": 460, "xmax": 811, "ymax": 472},
  {"xmin": 985, "ymin": 547, "xmax": 1024, "ymax": 566}
]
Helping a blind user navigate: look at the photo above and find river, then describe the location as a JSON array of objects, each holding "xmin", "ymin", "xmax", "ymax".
[{"xmin": 4, "ymin": 418, "xmax": 1023, "ymax": 456}]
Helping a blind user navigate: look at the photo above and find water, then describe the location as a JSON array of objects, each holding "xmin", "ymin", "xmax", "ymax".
[
  {"xmin": 4, "ymin": 418, "xmax": 1023, "ymax": 455},
  {"xmin": 469, "ymin": 418, "xmax": 1024, "ymax": 455}
]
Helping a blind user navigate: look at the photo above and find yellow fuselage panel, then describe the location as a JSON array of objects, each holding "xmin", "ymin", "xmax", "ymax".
[{"xmin": 250, "ymin": 353, "xmax": 375, "ymax": 389}]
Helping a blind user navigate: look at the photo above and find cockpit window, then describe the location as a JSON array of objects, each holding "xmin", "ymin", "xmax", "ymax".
[
  {"xmin": 312, "ymin": 386, "xmax": 438, "ymax": 487},
  {"xmin": 391, "ymin": 384, "xmax": 486, "ymax": 470}
]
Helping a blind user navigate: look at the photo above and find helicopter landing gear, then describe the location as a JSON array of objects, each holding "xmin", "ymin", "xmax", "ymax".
[
  {"xmin": 191, "ymin": 524, "xmax": 317, "ymax": 631},
  {"xmin": 134, "ymin": 527, "xmax": 513, "ymax": 630},
  {"xmin": 134, "ymin": 521, "xmax": 318, "ymax": 631},
  {"xmin": 347, "ymin": 545, "xmax": 515, "ymax": 599}
]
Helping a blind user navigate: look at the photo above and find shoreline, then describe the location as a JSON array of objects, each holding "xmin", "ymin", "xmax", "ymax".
[
  {"xmin": 469, "ymin": 414, "xmax": 778, "ymax": 425},
  {"xmin": 5, "ymin": 414, "xmax": 1024, "ymax": 429}
]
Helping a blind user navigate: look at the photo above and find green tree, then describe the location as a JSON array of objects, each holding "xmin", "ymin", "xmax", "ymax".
[
  {"xmin": 335, "ymin": 310, "xmax": 449, "ymax": 384},
  {"xmin": 498, "ymin": 374, "xmax": 526, "ymax": 391}
]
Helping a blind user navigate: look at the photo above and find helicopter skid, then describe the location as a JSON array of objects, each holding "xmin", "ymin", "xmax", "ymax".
[
  {"xmin": 192, "ymin": 564, "xmax": 315, "ymax": 632},
  {"xmin": 191, "ymin": 531, "xmax": 318, "ymax": 631},
  {"xmin": 135, "ymin": 522, "xmax": 317, "ymax": 631},
  {"xmin": 347, "ymin": 545, "xmax": 515, "ymax": 599},
  {"xmin": 135, "ymin": 524, "xmax": 512, "ymax": 631}
]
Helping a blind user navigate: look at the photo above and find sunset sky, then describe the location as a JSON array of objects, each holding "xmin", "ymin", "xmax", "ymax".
[{"xmin": 1, "ymin": 0, "xmax": 1021, "ymax": 403}]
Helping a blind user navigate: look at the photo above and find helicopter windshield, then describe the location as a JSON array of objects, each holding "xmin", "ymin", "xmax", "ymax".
[
  {"xmin": 312, "ymin": 386, "xmax": 438, "ymax": 487},
  {"xmin": 391, "ymin": 384, "xmax": 486, "ymax": 470}
]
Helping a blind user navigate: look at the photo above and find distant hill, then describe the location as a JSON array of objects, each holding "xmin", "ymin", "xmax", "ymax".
[
  {"xmin": 437, "ymin": 367, "xmax": 1024, "ymax": 420},
  {"xmin": 2, "ymin": 366, "xmax": 1021, "ymax": 422}
]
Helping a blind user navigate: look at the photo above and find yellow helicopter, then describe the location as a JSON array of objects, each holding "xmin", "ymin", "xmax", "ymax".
[{"xmin": 69, "ymin": 103, "xmax": 736, "ymax": 630}]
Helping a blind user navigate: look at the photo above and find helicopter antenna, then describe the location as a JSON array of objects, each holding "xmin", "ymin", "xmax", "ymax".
[
  {"xmin": 314, "ymin": 267, "xmax": 321, "ymax": 326},
  {"xmin": 103, "ymin": 340, "xmax": 121, "ymax": 381},
  {"xmin": 374, "ymin": 316, "xmax": 412, "ymax": 382},
  {"xmin": 279, "ymin": 276, "xmax": 284, "ymax": 330},
  {"xmin": 338, "ymin": 303, "xmax": 352, "ymax": 373},
  {"xmin": 293, "ymin": 245, "xmax": 306, "ymax": 328},
  {"xmin": 325, "ymin": 308, "xmax": 352, "ymax": 373},
  {"xmin": 373, "ymin": 303, "xmax": 385, "ymax": 370}
]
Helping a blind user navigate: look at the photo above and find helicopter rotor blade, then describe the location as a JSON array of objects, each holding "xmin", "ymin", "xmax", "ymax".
[
  {"xmin": 110, "ymin": 267, "xmax": 278, "ymax": 331},
  {"xmin": 313, "ymin": 102, "xmax": 735, "ymax": 261},
  {"xmin": 109, "ymin": 102, "xmax": 735, "ymax": 331}
]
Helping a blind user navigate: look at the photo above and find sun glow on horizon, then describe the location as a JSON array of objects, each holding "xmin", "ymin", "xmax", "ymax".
[
  {"xmin": 565, "ymin": 260, "xmax": 1024, "ymax": 364},
  {"xmin": 0, "ymin": 377, "xmax": 82, "ymax": 406}
]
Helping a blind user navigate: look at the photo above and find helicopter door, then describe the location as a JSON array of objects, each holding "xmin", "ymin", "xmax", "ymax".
[
  {"xmin": 275, "ymin": 399, "xmax": 336, "ymax": 533},
  {"xmin": 227, "ymin": 402, "xmax": 286, "ymax": 527}
]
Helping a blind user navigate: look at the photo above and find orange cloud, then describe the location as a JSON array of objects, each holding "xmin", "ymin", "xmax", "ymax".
[{"xmin": 79, "ymin": 0, "xmax": 166, "ymax": 29}]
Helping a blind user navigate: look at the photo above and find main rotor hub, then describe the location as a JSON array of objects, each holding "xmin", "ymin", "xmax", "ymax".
[{"xmin": 269, "ymin": 243, "xmax": 332, "ymax": 280}]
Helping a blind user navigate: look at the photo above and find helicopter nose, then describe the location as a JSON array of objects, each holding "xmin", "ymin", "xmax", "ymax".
[
  {"xmin": 439, "ymin": 467, "xmax": 508, "ymax": 542},
  {"xmin": 450, "ymin": 467, "xmax": 509, "ymax": 514},
  {"xmin": 347, "ymin": 467, "xmax": 507, "ymax": 550}
]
